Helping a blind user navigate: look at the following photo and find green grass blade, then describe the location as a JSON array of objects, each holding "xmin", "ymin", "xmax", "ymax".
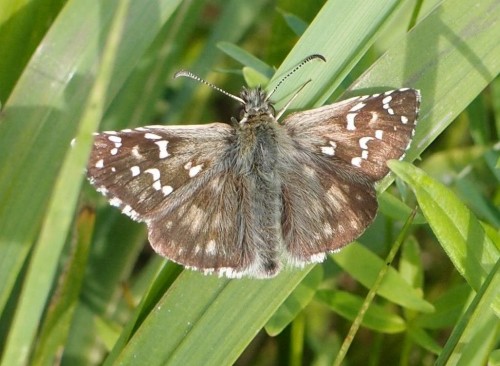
[
  {"xmin": 32, "ymin": 208, "xmax": 95, "ymax": 366},
  {"xmin": 332, "ymin": 243, "xmax": 434, "ymax": 313},
  {"xmin": 334, "ymin": 209, "xmax": 417, "ymax": 365},
  {"xmin": 0, "ymin": 0, "xmax": 66, "ymax": 101},
  {"xmin": 416, "ymin": 284, "xmax": 472, "ymax": 330},
  {"xmin": 316, "ymin": 290, "xmax": 406, "ymax": 334},
  {"xmin": 114, "ymin": 270, "xmax": 311, "ymax": 366},
  {"xmin": 269, "ymin": 0, "xmax": 404, "ymax": 109},
  {"xmin": 167, "ymin": 0, "xmax": 270, "ymax": 123},
  {"xmin": 217, "ymin": 42, "xmax": 274, "ymax": 78},
  {"xmin": 0, "ymin": 0, "xmax": 183, "ymax": 318},
  {"xmin": 389, "ymin": 160, "xmax": 499, "ymax": 290},
  {"xmin": 103, "ymin": 0, "xmax": 206, "ymax": 131},
  {"xmin": 0, "ymin": 1, "xmax": 131, "ymax": 364},
  {"xmin": 350, "ymin": 0, "xmax": 500, "ymax": 164},
  {"xmin": 436, "ymin": 259, "xmax": 500, "ymax": 365},
  {"xmin": 265, "ymin": 265, "xmax": 323, "ymax": 336},
  {"xmin": 277, "ymin": 8, "xmax": 308, "ymax": 36}
]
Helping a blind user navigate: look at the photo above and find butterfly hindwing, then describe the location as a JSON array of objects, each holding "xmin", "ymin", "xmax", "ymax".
[
  {"xmin": 278, "ymin": 146, "xmax": 377, "ymax": 264},
  {"xmin": 146, "ymin": 169, "xmax": 281, "ymax": 278}
]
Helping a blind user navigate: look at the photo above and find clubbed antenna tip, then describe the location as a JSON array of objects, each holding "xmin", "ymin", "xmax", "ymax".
[{"xmin": 266, "ymin": 54, "xmax": 326, "ymax": 101}]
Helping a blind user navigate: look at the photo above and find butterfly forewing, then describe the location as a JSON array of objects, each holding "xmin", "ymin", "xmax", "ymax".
[
  {"xmin": 87, "ymin": 124, "xmax": 234, "ymax": 221},
  {"xmin": 284, "ymin": 89, "xmax": 420, "ymax": 181}
]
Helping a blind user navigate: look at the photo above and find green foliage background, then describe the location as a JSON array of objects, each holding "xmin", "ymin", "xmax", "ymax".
[{"xmin": 0, "ymin": 0, "xmax": 498, "ymax": 365}]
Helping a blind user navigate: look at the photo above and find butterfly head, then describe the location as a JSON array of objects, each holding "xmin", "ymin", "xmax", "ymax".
[
  {"xmin": 238, "ymin": 87, "xmax": 275, "ymax": 124},
  {"xmin": 174, "ymin": 54, "xmax": 326, "ymax": 125}
]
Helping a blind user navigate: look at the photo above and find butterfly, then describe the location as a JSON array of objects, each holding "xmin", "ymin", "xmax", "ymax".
[{"xmin": 87, "ymin": 55, "xmax": 420, "ymax": 278}]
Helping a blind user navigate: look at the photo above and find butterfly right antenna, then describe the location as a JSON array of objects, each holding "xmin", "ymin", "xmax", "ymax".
[{"xmin": 265, "ymin": 54, "xmax": 326, "ymax": 101}]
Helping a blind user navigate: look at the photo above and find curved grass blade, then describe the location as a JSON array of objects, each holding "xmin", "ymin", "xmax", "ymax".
[
  {"xmin": 0, "ymin": 2, "xmax": 131, "ymax": 364},
  {"xmin": 389, "ymin": 161, "xmax": 499, "ymax": 290}
]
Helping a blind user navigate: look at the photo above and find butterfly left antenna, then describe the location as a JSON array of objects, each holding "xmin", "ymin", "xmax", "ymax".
[{"xmin": 174, "ymin": 70, "xmax": 245, "ymax": 104}]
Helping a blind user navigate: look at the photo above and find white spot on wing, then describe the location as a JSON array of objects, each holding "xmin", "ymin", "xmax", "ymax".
[
  {"xmin": 351, "ymin": 157, "xmax": 362, "ymax": 167},
  {"xmin": 144, "ymin": 133, "xmax": 162, "ymax": 140},
  {"xmin": 95, "ymin": 159, "xmax": 104, "ymax": 168},
  {"xmin": 346, "ymin": 113, "xmax": 357, "ymax": 130},
  {"xmin": 132, "ymin": 145, "xmax": 142, "ymax": 158},
  {"xmin": 122, "ymin": 205, "xmax": 139, "ymax": 220},
  {"xmin": 154, "ymin": 140, "xmax": 169, "ymax": 159},
  {"xmin": 162, "ymin": 185, "xmax": 173, "ymax": 196},
  {"xmin": 321, "ymin": 146, "xmax": 335, "ymax": 156},
  {"xmin": 349, "ymin": 102, "xmax": 366, "ymax": 112},
  {"xmin": 188, "ymin": 164, "xmax": 203, "ymax": 177},
  {"xmin": 97, "ymin": 186, "xmax": 108, "ymax": 195},
  {"xmin": 375, "ymin": 130, "xmax": 383, "ymax": 139},
  {"xmin": 145, "ymin": 168, "xmax": 160, "ymax": 181},
  {"xmin": 308, "ymin": 253, "xmax": 326, "ymax": 263},
  {"xmin": 359, "ymin": 136, "xmax": 374, "ymax": 149},
  {"xmin": 303, "ymin": 166, "xmax": 316, "ymax": 178},
  {"xmin": 110, "ymin": 148, "xmax": 118, "ymax": 155},
  {"xmin": 152, "ymin": 180, "xmax": 161, "ymax": 191},
  {"xmin": 130, "ymin": 166, "xmax": 140, "ymax": 177},
  {"xmin": 382, "ymin": 95, "xmax": 393, "ymax": 105},
  {"xmin": 323, "ymin": 222, "xmax": 333, "ymax": 236},
  {"xmin": 401, "ymin": 115, "xmax": 408, "ymax": 124},
  {"xmin": 369, "ymin": 112, "xmax": 379, "ymax": 124},
  {"xmin": 108, "ymin": 135, "xmax": 122, "ymax": 143},
  {"xmin": 109, "ymin": 197, "xmax": 122, "ymax": 207}
]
